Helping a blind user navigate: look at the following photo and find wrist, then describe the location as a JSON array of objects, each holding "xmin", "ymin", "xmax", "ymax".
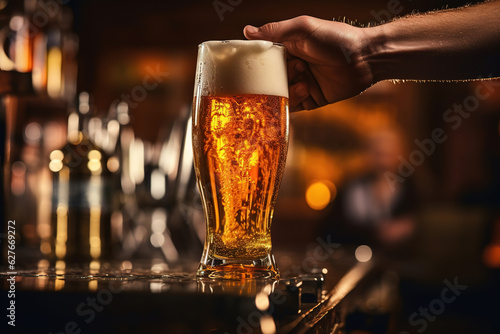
[{"xmin": 360, "ymin": 23, "xmax": 391, "ymax": 83}]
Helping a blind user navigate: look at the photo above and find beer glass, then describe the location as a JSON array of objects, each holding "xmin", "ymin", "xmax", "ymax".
[{"xmin": 192, "ymin": 40, "xmax": 289, "ymax": 279}]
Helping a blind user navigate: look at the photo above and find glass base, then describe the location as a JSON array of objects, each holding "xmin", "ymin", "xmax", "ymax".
[{"xmin": 196, "ymin": 253, "xmax": 279, "ymax": 280}]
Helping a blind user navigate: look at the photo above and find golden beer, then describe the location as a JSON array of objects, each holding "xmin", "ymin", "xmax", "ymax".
[{"xmin": 193, "ymin": 41, "xmax": 289, "ymax": 279}]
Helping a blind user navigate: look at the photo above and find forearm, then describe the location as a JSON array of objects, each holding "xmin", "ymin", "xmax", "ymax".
[{"xmin": 364, "ymin": 0, "xmax": 500, "ymax": 82}]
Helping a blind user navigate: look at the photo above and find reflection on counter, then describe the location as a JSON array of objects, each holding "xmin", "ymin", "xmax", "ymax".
[{"xmin": 1, "ymin": 252, "xmax": 373, "ymax": 333}]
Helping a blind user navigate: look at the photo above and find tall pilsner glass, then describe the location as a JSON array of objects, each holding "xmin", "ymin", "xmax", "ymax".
[{"xmin": 192, "ymin": 40, "xmax": 289, "ymax": 279}]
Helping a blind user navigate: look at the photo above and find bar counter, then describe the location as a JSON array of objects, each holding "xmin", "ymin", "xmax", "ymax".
[{"xmin": 0, "ymin": 249, "xmax": 387, "ymax": 333}]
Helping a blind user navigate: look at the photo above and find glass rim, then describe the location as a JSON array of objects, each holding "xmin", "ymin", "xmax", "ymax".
[{"xmin": 198, "ymin": 40, "xmax": 285, "ymax": 49}]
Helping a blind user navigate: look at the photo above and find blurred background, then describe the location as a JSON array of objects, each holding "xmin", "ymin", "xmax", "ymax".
[{"xmin": 1, "ymin": 0, "xmax": 499, "ymax": 333}]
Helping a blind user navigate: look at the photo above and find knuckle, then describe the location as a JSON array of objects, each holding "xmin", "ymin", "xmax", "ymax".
[
  {"xmin": 296, "ymin": 15, "xmax": 315, "ymax": 29},
  {"xmin": 260, "ymin": 21, "xmax": 280, "ymax": 35}
]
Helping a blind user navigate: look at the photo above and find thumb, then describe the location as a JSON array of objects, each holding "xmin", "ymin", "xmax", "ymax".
[{"xmin": 244, "ymin": 16, "xmax": 312, "ymax": 43}]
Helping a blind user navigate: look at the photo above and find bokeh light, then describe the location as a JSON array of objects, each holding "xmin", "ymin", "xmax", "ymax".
[
  {"xmin": 305, "ymin": 180, "xmax": 337, "ymax": 210},
  {"xmin": 355, "ymin": 245, "xmax": 373, "ymax": 262}
]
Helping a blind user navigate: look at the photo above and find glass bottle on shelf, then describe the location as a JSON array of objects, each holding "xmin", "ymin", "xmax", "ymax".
[
  {"xmin": 102, "ymin": 100, "xmax": 135, "ymax": 259},
  {"xmin": 6, "ymin": 0, "xmax": 35, "ymax": 73},
  {"xmin": 49, "ymin": 92, "xmax": 114, "ymax": 264},
  {"xmin": 30, "ymin": 2, "xmax": 78, "ymax": 100}
]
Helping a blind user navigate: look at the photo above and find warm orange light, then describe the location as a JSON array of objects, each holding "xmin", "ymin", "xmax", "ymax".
[
  {"xmin": 107, "ymin": 157, "xmax": 120, "ymax": 173},
  {"xmin": 255, "ymin": 292, "xmax": 270, "ymax": 311},
  {"xmin": 54, "ymin": 279, "xmax": 65, "ymax": 291},
  {"xmin": 55, "ymin": 204, "xmax": 68, "ymax": 259},
  {"xmin": 88, "ymin": 280, "xmax": 98, "ymax": 292},
  {"xmin": 260, "ymin": 315, "xmax": 276, "ymax": 334},
  {"xmin": 89, "ymin": 205, "xmax": 102, "ymax": 259},
  {"xmin": 483, "ymin": 244, "xmax": 500, "ymax": 268},
  {"xmin": 88, "ymin": 150, "xmax": 102, "ymax": 174},
  {"xmin": 305, "ymin": 180, "xmax": 336, "ymax": 210},
  {"xmin": 12, "ymin": 16, "xmax": 32, "ymax": 73},
  {"xmin": 47, "ymin": 47, "xmax": 62, "ymax": 98},
  {"xmin": 49, "ymin": 150, "xmax": 64, "ymax": 172},
  {"xmin": 49, "ymin": 160, "xmax": 63, "ymax": 173},
  {"xmin": 40, "ymin": 241, "xmax": 51, "ymax": 255},
  {"xmin": 54, "ymin": 167, "xmax": 70, "ymax": 259}
]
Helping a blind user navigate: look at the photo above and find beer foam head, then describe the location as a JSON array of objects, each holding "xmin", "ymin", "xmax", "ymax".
[{"xmin": 195, "ymin": 40, "xmax": 288, "ymax": 98}]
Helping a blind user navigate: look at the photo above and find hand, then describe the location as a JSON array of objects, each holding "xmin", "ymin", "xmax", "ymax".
[{"xmin": 244, "ymin": 16, "xmax": 374, "ymax": 112}]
